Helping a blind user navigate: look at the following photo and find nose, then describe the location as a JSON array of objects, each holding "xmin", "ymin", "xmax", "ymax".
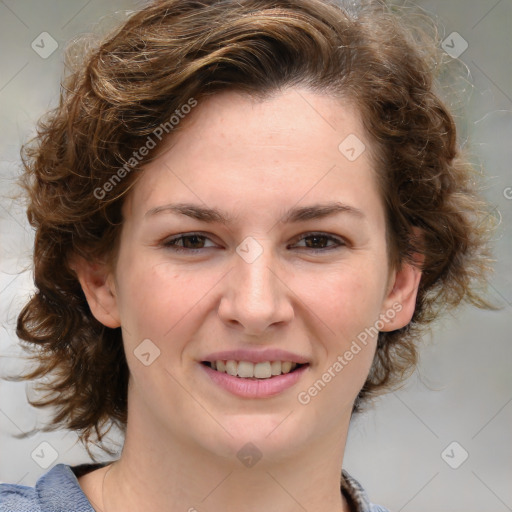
[{"xmin": 218, "ymin": 244, "xmax": 294, "ymax": 335}]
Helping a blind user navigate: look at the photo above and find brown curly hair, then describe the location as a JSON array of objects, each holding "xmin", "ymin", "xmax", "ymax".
[{"xmin": 10, "ymin": 0, "xmax": 495, "ymax": 458}]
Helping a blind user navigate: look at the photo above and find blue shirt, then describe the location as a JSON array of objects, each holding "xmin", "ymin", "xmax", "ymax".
[{"xmin": 0, "ymin": 462, "xmax": 390, "ymax": 512}]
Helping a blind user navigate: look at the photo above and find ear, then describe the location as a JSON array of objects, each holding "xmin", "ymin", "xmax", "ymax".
[
  {"xmin": 69, "ymin": 255, "xmax": 121, "ymax": 328},
  {"xmin": 379, "ymin": 259, "xmax": 422, "ymax": 332}
]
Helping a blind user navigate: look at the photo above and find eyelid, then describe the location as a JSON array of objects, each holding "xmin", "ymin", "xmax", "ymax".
[
  {"xmin": 161, "ymin": 232, "xmax": 220, "ymax": 251},
  {"xmin": 289, "ymin": 232, "xmax": 347, "ymax": 251}
]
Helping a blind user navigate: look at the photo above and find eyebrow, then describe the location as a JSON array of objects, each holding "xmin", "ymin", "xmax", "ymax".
[{"xmin": 144, "ymin": 201, "xmax": 365, "ymax": 224}]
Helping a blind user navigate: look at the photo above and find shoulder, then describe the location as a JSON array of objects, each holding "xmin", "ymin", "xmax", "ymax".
[
  {"xmin": 0, "ymin": 463, "xmax": 98, "ymax": 512},
  {"xmin": 341, "ymin": 469, "xmax": 391, "ymax": 512}
]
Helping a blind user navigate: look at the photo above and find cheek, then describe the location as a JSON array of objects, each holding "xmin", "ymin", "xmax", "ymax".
[
  {"xmin": 114, "ymin": 255, "xmax": 217, "ymax": 347},
  {"xmin": 298, "ymin": 269, "xmax": 382, "ymax": 411},
  {"xmin": 297, "ymin": 262, "xmax": 386, "ymax": 394},
  {"xmin": 302, "ymin": 261, "xmax": 387, "ymax": 338}
]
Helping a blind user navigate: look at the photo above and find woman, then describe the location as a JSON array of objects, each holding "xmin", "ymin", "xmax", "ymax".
[{"xmin": 0, "ymin": 0, "xmax": 494, "ymax": 511}]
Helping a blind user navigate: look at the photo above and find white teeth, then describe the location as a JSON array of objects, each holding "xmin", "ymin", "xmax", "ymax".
[
  {"xmin": 254, "ymin": 362, "xmax": 272, "ymax": 379},
  {"xmin": 226, "ymin": 360, "xmax": 238, "ymax": 376},
  {"xmin": 270, "ymin": 361, "xmax": 282, "ymax": 376},
  {"xmin": 281, "ymin": 361, "xmax": 293, "ymax": 374},
  {"xmin": 237, "ymin": 361, "xmax": 254, "ymax": 378},
  {"xmin": 209, "ymin": 360, "xmax": 299, "ymax": 378}
]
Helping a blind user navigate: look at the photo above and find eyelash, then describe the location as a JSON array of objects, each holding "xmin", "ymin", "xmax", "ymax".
[{"xmin": 161, "ymin": 232, "xmax": 346, "ymax": 254}]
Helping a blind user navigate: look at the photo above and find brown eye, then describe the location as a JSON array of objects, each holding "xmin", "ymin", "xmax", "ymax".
[
  {"xmin": 290, "ymin": 233, "xmax": 345, "ymax": 252},
  {"xmin": 162, "ymin": 233, "xmax": 217, "ymax": 252}
]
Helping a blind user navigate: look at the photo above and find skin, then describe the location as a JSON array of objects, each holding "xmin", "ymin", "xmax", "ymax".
[{"xmin": 74, "ymin": 87, "xmax": 421, "ymax": 512}]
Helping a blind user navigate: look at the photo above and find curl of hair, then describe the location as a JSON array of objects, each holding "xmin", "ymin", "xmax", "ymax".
[{"xmin": 11, "ymin": 0, "xmax": 495, "ymax": 456}]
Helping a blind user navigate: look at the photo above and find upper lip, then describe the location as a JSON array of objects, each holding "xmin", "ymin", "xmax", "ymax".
[{"xmin": 201, "ymin": 349, "xmax": 309, "ymax": 364}]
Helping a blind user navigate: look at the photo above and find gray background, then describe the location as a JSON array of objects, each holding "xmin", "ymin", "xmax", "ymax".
[{"xmin": 0, "ymin": 1, "xmax": 511, "ymax": 511}]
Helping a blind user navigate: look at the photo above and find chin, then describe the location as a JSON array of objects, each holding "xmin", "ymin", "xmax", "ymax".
[{"xmin": 208, "ymin": 413, "xmax": 314, "ymax": 461}]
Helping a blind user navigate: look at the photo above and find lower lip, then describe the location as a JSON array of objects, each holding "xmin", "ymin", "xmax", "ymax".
[{"xmin": 200, "ymin": 363, "xmax": 308, "ymax": 398}]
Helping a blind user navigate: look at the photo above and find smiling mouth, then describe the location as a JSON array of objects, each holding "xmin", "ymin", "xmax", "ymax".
[{"xmin": 201, "ymin": 360, "xmax": 308, "ymax": 379}]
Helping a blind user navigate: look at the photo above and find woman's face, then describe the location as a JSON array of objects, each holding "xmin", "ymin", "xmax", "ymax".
[{"xmin": 86, "ymin": 87, "xmax": 420, "ymax": 463}]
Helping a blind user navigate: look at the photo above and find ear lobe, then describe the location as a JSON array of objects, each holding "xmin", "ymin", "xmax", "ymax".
[{"xmin": 69, "ymin": 255, "xmax": 121, "ymax": 329}]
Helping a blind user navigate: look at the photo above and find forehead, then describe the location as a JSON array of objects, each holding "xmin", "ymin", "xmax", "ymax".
[{"xmin": 123, "ymin": 88, "xmax": 382, "ymax": 223}]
